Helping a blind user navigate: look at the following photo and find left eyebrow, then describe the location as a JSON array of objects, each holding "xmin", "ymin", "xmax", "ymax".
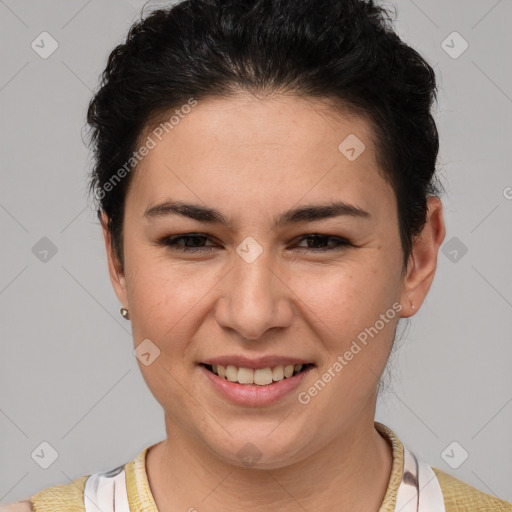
[
  {"xmin": 274, "ymin": 201, "xmax": 371, "ymax": 228},
  {"xmin": 144, "ymin": 199, "xmax": 371, "ymax": 228}
]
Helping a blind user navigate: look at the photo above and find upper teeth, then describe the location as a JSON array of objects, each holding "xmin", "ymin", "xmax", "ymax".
[{"xmin": 211, "ymin": 364, "xmax": 304, "ymax": 386}]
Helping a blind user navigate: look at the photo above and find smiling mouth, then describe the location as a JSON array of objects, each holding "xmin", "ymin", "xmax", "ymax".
[{"xmin": 201, "ymin": 363, "xmax": 314, "ymax": 386}]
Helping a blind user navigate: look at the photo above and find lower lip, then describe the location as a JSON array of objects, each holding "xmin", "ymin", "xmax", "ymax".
[{"xmin": 199, "ymin": 365, "xmax": 313, "ymax": 406}]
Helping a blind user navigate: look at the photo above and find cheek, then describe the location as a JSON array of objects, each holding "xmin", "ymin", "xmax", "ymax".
[
  {"xmin": 294, "ymin": 267, "xmax": 399, "ymax": 408},
  {"xmin": 124, "ymin": 237, "xmax": 206, "ymax": 314},
  {"xmin": 290, "ymin": 261, "xmax": 398, "ymax": 337},
  {"xmin": 126, "ymin": 258, "xmax": 205, "ymax": 409}
]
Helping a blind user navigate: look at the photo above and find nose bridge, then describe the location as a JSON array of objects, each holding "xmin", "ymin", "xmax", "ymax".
[
  {"xmin": 234, "ymin": 245, "xmax": 276, "ymax": 301},
  {"xmin": 215, "ymin": 241, "xmax": 292, "ymax": 340}
]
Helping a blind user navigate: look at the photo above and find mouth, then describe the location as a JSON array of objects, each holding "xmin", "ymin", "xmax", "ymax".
[{"xmin": 200, "ymin": 363, "xmax": 314, "ymax": 386}]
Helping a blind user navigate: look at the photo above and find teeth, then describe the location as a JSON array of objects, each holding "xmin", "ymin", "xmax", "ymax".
[
  {"xmin": 225, "ymin": 365, "xmax": 238, "ymax": 382},
  {"xmin": 254, "ymin": 368, "xmax": 273, "ymax": 385},
  {"xmin": 207, "ymin": 363, "xmax": 307, "ymax": 386},
  {"xmin": 272, "ymin": 366, "xmax": 284, "ymax": 381},
  {"xmin": 237, "ymin": 367, "xmax": 254, "ymax": 384}
]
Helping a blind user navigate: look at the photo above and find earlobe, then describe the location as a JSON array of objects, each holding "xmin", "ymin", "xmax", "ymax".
[
  {"xmin": 400, "ymin": 197, "xmax": 446, "ymax": 318},
  {"xmin": 100, "ymin": 212, "xmax": 128, "ymax": 308}
]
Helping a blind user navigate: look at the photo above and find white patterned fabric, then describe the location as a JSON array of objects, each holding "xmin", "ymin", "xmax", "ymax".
[
  {"xmin": 395, "ymin": 445, "xmax": 446, "ymax": 511},
  {"xmin": 84, "ymin": 464, "xmax": 129, "ymax": 512}
]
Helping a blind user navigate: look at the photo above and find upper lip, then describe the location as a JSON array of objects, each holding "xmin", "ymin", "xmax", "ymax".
[{"xmin": 201, "ymin": 355, "xmax": 314, "ymax": 369}]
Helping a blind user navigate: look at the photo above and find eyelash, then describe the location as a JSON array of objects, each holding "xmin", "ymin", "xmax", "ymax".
[{"xmin": 158, "ymin": 233, "xmax": 352, "ymax": 253}]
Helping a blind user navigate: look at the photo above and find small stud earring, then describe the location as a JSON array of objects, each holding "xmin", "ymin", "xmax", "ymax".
[
  {"xmin": 120, "ymin": 307, "xmax": 130, "ymax": 320},
  {"xmin": 411, "ymin": 302, "xmax": 415, "ymax": 310}
]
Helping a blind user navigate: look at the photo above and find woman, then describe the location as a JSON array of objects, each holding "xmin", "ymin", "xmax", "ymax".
[{"xmin": 3, "ymin": 0, "xmax": 510, "ymax": 510}]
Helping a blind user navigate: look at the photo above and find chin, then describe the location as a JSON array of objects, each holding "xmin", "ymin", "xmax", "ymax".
[{"xmin": 200, "ymin": 425, "xmax": 313, "ymax": 470}]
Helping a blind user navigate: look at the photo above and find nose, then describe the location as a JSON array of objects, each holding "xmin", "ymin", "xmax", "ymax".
[{"xmin": 214, "ymin": 248, "xmax": 293, "ymax": 341}]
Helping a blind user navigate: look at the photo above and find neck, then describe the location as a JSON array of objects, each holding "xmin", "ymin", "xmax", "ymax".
[{"xmin": 146, "ymin": 412, "xmax": 393, "ymax": 512}]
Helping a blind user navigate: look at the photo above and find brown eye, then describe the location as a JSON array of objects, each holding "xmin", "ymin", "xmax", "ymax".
[
  {"xmin": 160, "ymin": 234, "xmax": 217, "ymax": 252},
  {"xmin": 294, "ymin": 234, "xmax": 351, "ymax": 252}
]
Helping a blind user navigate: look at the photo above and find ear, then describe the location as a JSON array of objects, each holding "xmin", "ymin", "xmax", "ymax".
[
  {"xmin": 100, "ymin": 212, "xmax": 129, "ymax": 309},
  {"xmin": 399, "ymin": 196, "xmax": 446, "ymax": 318}
]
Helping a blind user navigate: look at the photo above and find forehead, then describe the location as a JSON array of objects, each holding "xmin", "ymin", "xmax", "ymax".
[
  {"xmin": 142, "ymin": 93, "xmax": 375, "ymax": 162},
  {"xmin": 127, "ymin": 93, "xmax": 395, "ymax": 221}
]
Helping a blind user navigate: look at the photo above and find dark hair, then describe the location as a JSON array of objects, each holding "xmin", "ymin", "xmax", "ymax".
[{"xmin": 86, "ymin": 0, "xmax": 442, "ymax": 272}]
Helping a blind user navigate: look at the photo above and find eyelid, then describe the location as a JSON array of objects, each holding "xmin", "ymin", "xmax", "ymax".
[
  {"xmin": 158, "ymin": 233, "xmax": 217, "ymax": 252},
  {"xmin": 293, "ymin": 234, "xmax": 352, "ymax": 251},
  {"xmin": 158, "ymin": 232, "xmax": 353, "ymax": 253}
]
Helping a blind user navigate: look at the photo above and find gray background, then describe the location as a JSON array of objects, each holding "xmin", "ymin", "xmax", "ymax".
[{"xmin": 1, "ymin": 0, "xmax": 511, "ymax": 505}]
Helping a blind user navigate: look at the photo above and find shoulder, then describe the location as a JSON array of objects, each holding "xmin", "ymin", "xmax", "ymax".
[
  {"xmin": 1, "ymin": 474, "xmax": 89, "ymax": 512},
  {"xmin": 433, "ymin": 467, "xmax": 512, "ymax": 512},
  {"xmin": 0, "ymin": 501, "xmax": 33, "ymax": 512},
  {"xmin": 0, "ymin": 446, "xmax": 152, "ymax": 512}
]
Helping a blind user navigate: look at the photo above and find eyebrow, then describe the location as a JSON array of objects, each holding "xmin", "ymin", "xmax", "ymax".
[{"xmin": 144, "ymin": 199, "xmax": 371, "ymax": 228}]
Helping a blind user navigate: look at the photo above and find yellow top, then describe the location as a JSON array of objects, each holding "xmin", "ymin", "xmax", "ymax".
[{"xmin": 3, "ymin": 422, "xmax": 511, "ymax": 511}]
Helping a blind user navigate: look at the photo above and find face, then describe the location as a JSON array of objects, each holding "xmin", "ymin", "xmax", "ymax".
[{"xmin": 103, "ymin": 93, "xmax": 443, "ymax": 468}]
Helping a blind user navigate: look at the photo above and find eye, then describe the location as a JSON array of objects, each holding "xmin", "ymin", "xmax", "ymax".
[
  {"xmin": 293, "ymin": 234, "xmax": 352, "ymax": 252},
  {"xmin": 159, "ymin": 233, "xmax": 217, "ymax": 253},
  {"xmin": 157, "ymin": 233, "xmax": 352, "ymax": 254}
]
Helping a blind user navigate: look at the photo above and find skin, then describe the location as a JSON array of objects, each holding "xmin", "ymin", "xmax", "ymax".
[{"xmin": 101, "ymin": 92, "xmax": 445, "ymax": 511}]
